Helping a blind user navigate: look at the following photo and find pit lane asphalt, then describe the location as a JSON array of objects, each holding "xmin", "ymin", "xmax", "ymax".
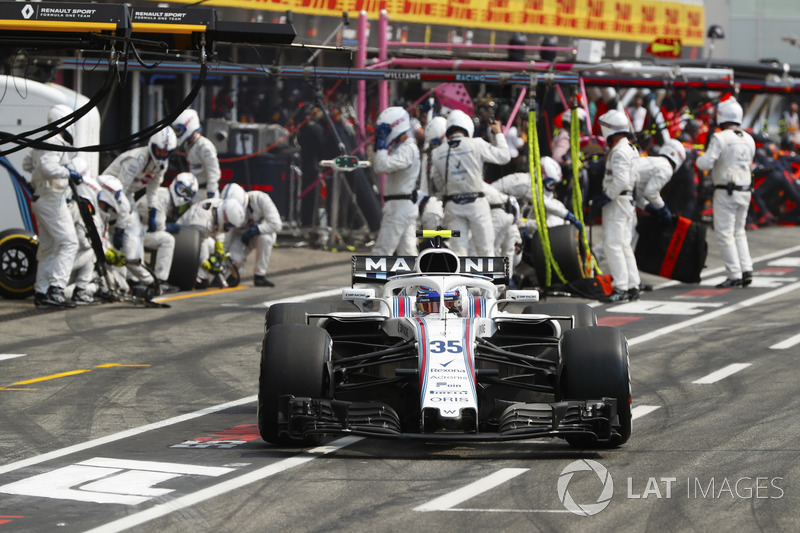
[{"xmin": 1, "ymin": 225, "xmax": 799, "ymax": 533}]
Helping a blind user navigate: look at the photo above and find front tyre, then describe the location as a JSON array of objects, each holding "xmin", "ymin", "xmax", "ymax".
[
  {"xmin": 258, "ymin": 324, "xmax": 332, "ymax": 445},
  {"xmin": 559, "ymin": 326, "xmax": 631, "ymax": 448}
]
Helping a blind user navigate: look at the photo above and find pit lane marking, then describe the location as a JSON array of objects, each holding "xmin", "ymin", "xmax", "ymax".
[
  {"xmin": 769, "ymin": 332, "xmax": 800, "ymax": 350},
  {"xmin": 632, "ymin": 405, "xmax": 660, "ymax": 419},
  {"xmin": 1, "ymin": 364, "xmax": 151, "ymax": 391},
  {"xmin": 154, "ymin": 286, "xmax": 248, "ymax": 303},
  {"xmin": 692, "ymin": 363, "xmax": 752, "ymax": 384},
  {"xmin": 0, "ymin": 396, "xmax": 257, "ymax": 476},
  {"xmin": 81, "ymin": 437, "xmax": 362, "ymax": 533},
  {"xmin": 0, "ymin": 354, "xmax": 25, "ymax": 362},
  {"xmin": 627, "ymin": 280, "xmax": 800, "ymax": 347},
  {"xmin": 414, "ymin": 468, "xmax": 530, "ymax": 512}
]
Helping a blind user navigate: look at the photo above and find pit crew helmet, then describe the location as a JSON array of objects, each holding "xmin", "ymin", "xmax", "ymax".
[
  {"xmin": 96, "ymin": 174, "xmax": 130, "ymax": 222},
  {"xmin": 716, "ymin": 98, "xmax": 743, "ymax": 126},
  {"xmin": 220, "ymin": 182, "xmax": 249, "ymax": 210},
  {"xmin": 445, "ymin": 109, "xmax": 475, "ymax": 138},
  {"xmin": 376, "ymin": 106, "xmax": 411, "ymax": 146},
  {"xmin": 540, "ymin": 156, "xmax": 562, "ymax": 192},
  {"xmin": 560, "ymin": 107, "xmax": 587, "ymax": 126},
  {"xmin": 149, "ymin": 127, "xmax": 177, "ymax": 162},
  {"xmin": 416, "ymin": 286, "xmax": 462, "ymax": 315},
  {"xmin": 598, "ymin": 109, "xmax": 633, "ymax": 140},
  {"xmin": 216, "ymin": 198, "xmax": 245, "ymax": 232},
  {"xmin": 171, "ymin": 109, "xmax": 201, "ymax": 147},
  {"xmin": 659, "ymin": 138, "xmax": 687, "ymax": 169},
  {"xmin": 169, "ymin": 172, "xmax": 199, "ymax": 208},
  {"xmin": 47, "ymin": 104, "xmax": 76, "ymax": 144},
  {"xmin": 425, "ymin": 116, "xmax": 447, "ymax": 147}
]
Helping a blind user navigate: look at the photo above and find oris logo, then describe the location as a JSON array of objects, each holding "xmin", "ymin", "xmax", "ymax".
[{"xmin": 557, "ymin": 459, "xmax": 614, "ymax": 515}]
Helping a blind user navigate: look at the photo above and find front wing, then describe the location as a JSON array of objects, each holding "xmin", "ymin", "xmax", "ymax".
[{"xmin": 277, "ymin": 396, "xmax": 620, "ymax": 442}]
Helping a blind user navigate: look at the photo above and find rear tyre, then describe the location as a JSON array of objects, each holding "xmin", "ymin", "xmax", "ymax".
[
  {"xmin": 258, "ymin": 324, "xmax": 331, "ymax": 445},
  {"xmin": 0, "ymin": 229, "xmax": 37, "ymax": 299},
  {"xmin": 167, "ymin": 226, "xmax": 203, "ymax": 290},
  {"xmin": 523, "ymin": 303, "xmax": 597, "ymax": 329},
  {"xmin": 265, "ymin": 302, "xmax": 334, "ymax": 331},
  {"xmin": 559, "ymin": 326, "xmax": 631, "ymax": 448}
]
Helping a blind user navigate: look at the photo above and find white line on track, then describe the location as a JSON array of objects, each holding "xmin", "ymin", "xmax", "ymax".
[
  {"xmin": 632, "ymin": 405, "xmax": 661, "ymax": 419},
  {"xmin": 222, "ymin": 287, "xmax": 346, "ymax": 308},
  {"xmin": 627, "ymin": 281, "xmax": 800, "ymax": 347},
  {"xmin": 414, "ymin": 468, "xmax": 529, "ymax": 512},
  {"xmin": 769, "ymin": 332, "xmax": 800, "ymax": 350},
  {"xmin": 0, "ymin": 354, "xmax": 25, "ymax": 362},
  {"xmin": 0, "ymin": 396, "xmax": 258, "ymax": 476},
  {"xmin": 692, "ymin": 363, "xmax": 751, "ymax": 384},
  {"xmin": 82, "ymin": 436, "xmax": 362, "ymax": 533}
]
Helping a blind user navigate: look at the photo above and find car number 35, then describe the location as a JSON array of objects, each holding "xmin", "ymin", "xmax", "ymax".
[{"xmin": 430, "ymin": 340, "xmax": 463, "ymax": 353}]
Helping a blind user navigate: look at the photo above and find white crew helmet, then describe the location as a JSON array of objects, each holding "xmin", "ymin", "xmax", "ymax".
[
  {"xmin": 560, "ymin": 107, "xmax": 587, "ymax": 125},
  {"xmin": 598, "ymin": 109, "xmax": 633, "ymax": 140},
  {"xmin": 376, "ymin": 106, "xmax": 411, "ymax": 146},
  {"xmin": 216, "ymin": 198, "xmax": 246, "ymax": 231},
  {"xmin": 96, "ymin": 174, "xmax": 130, "ymax": 222},
  {"xmin": 446, "ymin": 109, "xmax": 475, "ymax": 138},
  {"xmin": 47, "ymin": 104, "xmax": 76, "ymax": 144},
  {"xmin": 716, "ymin": 98, "xmax": 743, "ymax": 126},
  {"xmin": 220, "ymin": 182, "xmax": 249, "ymax": 210},
  {"xmin": 149, "ymin": 127, "xmax": 177, "ymax": 162},
  {"xmin": 540, "ymin": 156, "xmax": 563, "ymax": 191},
  {"xmin": 171, "ymin": 109, "xmax": 201, "ymax": 147},
  {"xmin": 659, "ymin": 138, "xmax": 687, "ymax": 169},
  {"xmin": 424, "ymin": 116, "xmax": 447, "ymax": 146},
  {"xmin": 169, "ymin": 172, "xmax": 199, "ymax": 207}
]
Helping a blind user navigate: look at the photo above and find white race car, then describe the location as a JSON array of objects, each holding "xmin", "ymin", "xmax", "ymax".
[{"xmin": 258, "ymin": 235, "xmax": 631, "ymax": 448}]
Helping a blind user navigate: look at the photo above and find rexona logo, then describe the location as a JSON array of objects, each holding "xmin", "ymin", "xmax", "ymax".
[{"xmin": 557, "ymin": 459, "xmax": 614, "ymax": 516}]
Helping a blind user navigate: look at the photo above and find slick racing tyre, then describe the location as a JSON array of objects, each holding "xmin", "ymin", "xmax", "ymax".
[
  {"xmin": 258, "ymin": 324, "xmax": 332, "ymax": 445},
  {"xmin": 0, "ymin": 229, "xmax": 38, "ymax": 300},
  {"xmin": 523, "ymin": 303, "xmax": 597, "ymax": 329},
  {"xmin": 527, "ymin": 224, "xmax": 585, "ymax": 287},
  {"xmin": 167, "ymin": 225, "xmax": 203, "ymax": 291},
  {"xmin": 559, "ymin": 326, "xmax": 631, "ymax": 448},
  {"xmin": 265, "ymin": 302, "xmax": 334, "ymax": 332}
]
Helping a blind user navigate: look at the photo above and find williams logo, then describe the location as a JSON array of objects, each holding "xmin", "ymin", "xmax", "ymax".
[{"xmin": 557, "ymin": 460, "xmax": 613, "ymax": 515}]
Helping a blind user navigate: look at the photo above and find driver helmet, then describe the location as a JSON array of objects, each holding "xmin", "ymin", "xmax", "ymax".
[
  {"xmin": 416, "ymin": 286, "xmax": 462, "ymax": 315},
  {"xmin": 169, "ymin": 172, "xmax": 199, "ymax": 208}
]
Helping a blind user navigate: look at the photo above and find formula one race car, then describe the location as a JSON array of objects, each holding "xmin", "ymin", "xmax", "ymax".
[{"xmin": 258, "ymin": 233, "xmax": 631, "ymax": 448}]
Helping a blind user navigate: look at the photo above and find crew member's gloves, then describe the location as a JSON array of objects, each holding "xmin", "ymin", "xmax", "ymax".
[
  {"xmin": 241, "ymin": 224, "xmax": 260, "ymax": 246},
  {"xmin": 67, "ymin": 167, "xmax": 83, "ymax": 184},
  {"xmin": 590, "ymin": 194, "xmax": 611, "ymax": 219},
  {"xmin": 374, "ymin": 123, "xmax": 391, "ymax": 151},
  {"xmin": 165, "ymin": 223, "xmax": 180, "ymax": 234},
  {"xmin": 206, "ymin": 191, "xmax": 216, "ymax": 199},
  {"xmin": 112, "ymin": 228, "xmax": 125, "ymax": 250},
  {"xmin": 564, "ymin": 211, "xmax": 583, "ymax": 232},
  {"xmin": 657, "ymin": 205, "xmax": 673, "ymax": 225},
  {"xmin": 105, "ymin": 248, "xmax": 126, "ymax": 267},
  {"xmin": 147, "ymin": 208, "xmax": 158, "ymax": 232}
]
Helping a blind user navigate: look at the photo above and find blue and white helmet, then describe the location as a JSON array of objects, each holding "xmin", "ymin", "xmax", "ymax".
[
  {"xmin": 169, "ymin": 172, "xmax": 199, "ymax": 207},
  {"xmin": 416, "ymin": 286, "xmax": 462, "ymax": 315}
]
